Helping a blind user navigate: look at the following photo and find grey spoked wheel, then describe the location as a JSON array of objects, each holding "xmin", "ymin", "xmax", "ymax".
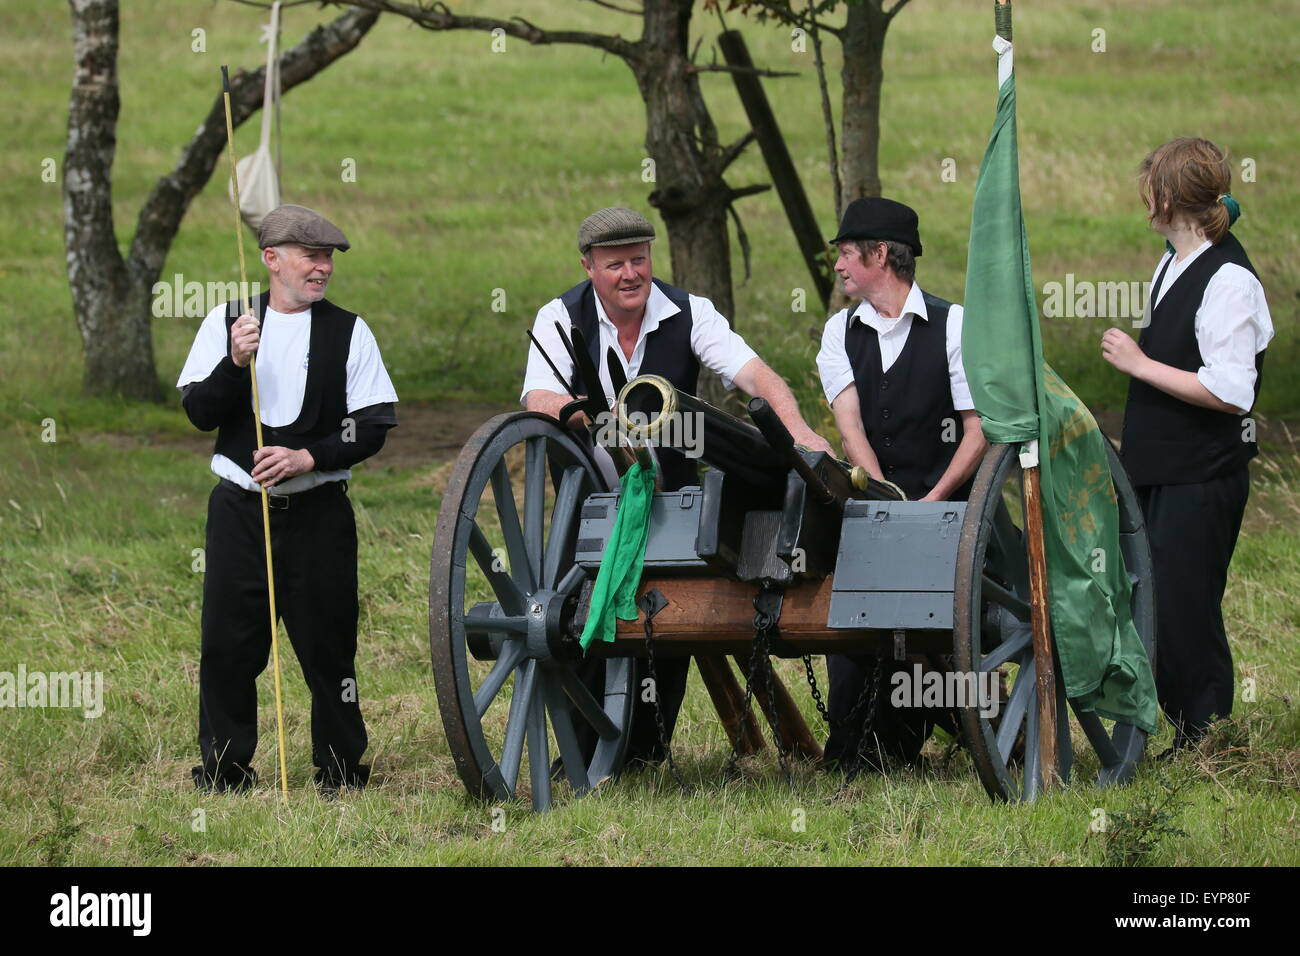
[
  {"xmin": 430, "ymin": 412, "xmax": 633, "ymax": 810},
  {"xmin": 953, "ymin": 441, "xmax": 1155, "ymax": 802}
]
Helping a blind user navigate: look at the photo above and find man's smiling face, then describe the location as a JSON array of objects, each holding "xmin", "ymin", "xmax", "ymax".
[
  {"xmin": 266, "ymin": 243, "xmax": 334, "ymax": 311},
  {"xmin": 583, "ymin": 242, "xmax": 652, "ymax": 320}
]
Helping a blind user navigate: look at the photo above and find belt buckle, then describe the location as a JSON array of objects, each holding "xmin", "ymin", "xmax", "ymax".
[{"xmin": 268, "ymin": 492, "xmax": 290, "ymax": 510}]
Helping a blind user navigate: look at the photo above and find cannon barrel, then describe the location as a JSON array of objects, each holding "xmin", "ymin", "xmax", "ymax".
[{"xmin": 616, "ymin": 375, "xmax": 785, "ymax": 489}]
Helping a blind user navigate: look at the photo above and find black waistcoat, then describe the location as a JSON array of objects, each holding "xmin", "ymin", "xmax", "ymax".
[
  {"xmin": 212, "ymin": 291, "xmax": 357, "ymax": 475},
  {"xmin": 845, "ymin": 291, "xmax": 967, "ymax": 501},
  {"xmin": 561, "ymin": 278, "xmax": 700, "ymax": 491},
  {"xmin": 1120, "ymin": 233, "xmax": 1264, "ymax": 487}
]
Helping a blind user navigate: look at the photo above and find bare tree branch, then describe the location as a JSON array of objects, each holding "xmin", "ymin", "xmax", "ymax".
[
  {"xmin": 807, "ymin": 0, "xmax": 841, "ymax": 216},
  {"xmin": 225, "ymin": 0, "xmax": 321, "ymax": 9},
  {"xmin": 719, "ymin": 130, "xmax": 757, "ymax": 171},
  {"xmin": 738, "ymin": 0, "xmax": 842, "ymax": 40},
  {"xmin": 726, "ymin": 201, "xmax": 753, "ymax": 282},
  {"xmin": 885, "ymin": 0, "xmax": 914, "ymax": 21},
  {"xmin": 580, "ymin": 0, "xmax": 642, "ymax": 15},
  {"xmin": 686, "ymin": 62, "xmax": 797, "ymax": 78},
  {"xmin": 727, "ymin": 183, "xmax": 772, "ymax": 201},
  {"xmin": 127, "ymin": 6, "xmax": 380, "ymax": 282},
  {"xmin": 329, "ymin": 0, "xmax": 640, "ymax": 59}
]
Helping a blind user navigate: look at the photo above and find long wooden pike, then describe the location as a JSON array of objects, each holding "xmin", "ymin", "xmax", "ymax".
[{"xmin": 221, "ymin": 64, "xmax": 290, "ymax": 802}]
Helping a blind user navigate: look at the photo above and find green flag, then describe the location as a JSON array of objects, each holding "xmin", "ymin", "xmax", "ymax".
[
  {"xmin": 962, "ymin": 35, "xmax": 1157, "ymax": 733},
  {"xmin": 580, "ymin": 459, "xmax": 657, "ymax": 652}
]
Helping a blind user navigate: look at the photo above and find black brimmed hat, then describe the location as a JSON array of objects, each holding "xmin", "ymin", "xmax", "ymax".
[{"xmin": 829, "ymin": 197, "xmax": 922, "ymax": 257}]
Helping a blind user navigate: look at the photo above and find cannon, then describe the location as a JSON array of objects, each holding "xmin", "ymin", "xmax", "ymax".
[{"xmin": 429, "ymin": 362, "xmax": 1154, "ymax": 810}]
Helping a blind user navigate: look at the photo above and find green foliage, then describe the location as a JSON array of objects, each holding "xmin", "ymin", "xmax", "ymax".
[
  {"xmin": 33, "ymin": 793, "xmax": 85, "ymax": 868},
  {"xmin": 1102, "ymin": 768, "xmax": 1191, "ymax": 867}
]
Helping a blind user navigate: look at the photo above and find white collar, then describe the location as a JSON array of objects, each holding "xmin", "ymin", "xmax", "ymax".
[
  {"xmin": 849, "ymin": 281, "xmax": 927, "ymax": 330},
  {"xmin": 593, "ymin": 280, "xmax": 683, "ymax": 337},
  {"xmin": 1165, "ymin": 238, "xmax": 1213, "ymax": 271}
]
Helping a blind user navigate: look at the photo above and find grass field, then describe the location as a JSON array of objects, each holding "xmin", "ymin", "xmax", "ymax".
[{"xmin": 0, "ymin": 0, "xmax": 1296, "ymax": 866}]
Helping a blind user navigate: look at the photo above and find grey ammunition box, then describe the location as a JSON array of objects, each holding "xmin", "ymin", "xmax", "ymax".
[
  {"xmin": 829, "ymin": 500, "xmax": 966, "ymax": 630},
  {"xmin": 575, "ymin": 488, "xmax": 710, "ymax": 572}
]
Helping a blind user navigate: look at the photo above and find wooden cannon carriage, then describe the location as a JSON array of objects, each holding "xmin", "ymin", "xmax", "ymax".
[{"xmin": 429, "ymin": 368, "xmax": 1155, "ymax": 811}]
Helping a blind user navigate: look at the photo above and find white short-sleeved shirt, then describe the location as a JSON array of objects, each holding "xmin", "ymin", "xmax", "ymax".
[
  {"xmin": 521, "ymin": 281, "xmax": 758, "ymax": 486},
  {"xmin": 177, "ymin": 302, "xmax": 399, "ymax": 494},
  {"xmin": 817, "ymin": 281, "xmax": 973, "ymax": 411},
  {"xmin": 520, "ymin": 281, "xmax": 758, "ymax": 408},
  {"xmin": 1148, "ymin": 241, "xmax": 1273, "ymax": 413}
]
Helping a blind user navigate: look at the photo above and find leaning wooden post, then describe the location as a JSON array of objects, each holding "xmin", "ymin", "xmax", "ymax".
[
  {"xmin": 718, "ymin": 30, "xmax": 834, "ymax": 310},
  {"xmin": 996, "ymin": 0, "xmax": 1059, "ymax": 792}
]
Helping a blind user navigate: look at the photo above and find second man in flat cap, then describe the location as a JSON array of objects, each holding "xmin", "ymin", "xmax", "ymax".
[{"xmin": 523, "ymin": 205, "xmax": 833, "ymax": 765}]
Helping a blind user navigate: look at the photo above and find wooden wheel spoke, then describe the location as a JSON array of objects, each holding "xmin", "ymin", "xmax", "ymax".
[
  {"xmin": 491, "ymin": 460, "xmax": 534, "ymax": 594},
  {"xmin": 555, "ymin": 564, "xmax": 585, "ymax": 597},
  {"xmin": 527, "ymin": 672, "xmax": 552, "ymax": 810},
  {"xmin": 499, "ymin": 659, "xmax": 536, "ymax": 791},
  {"xmin": 523, "ymin": 436, "xmax": 547, "ymax": 590},
  {"xmin": 989, "ymin": 504, "xmax": 1030, "ymax": 593},
  {"xmin": 556, "ymin": 664, "xmax": 621, "ymax": 741},
  {"xmin": 473, "ymin": 641, "xmax": 528, "ymax": 719},
  {"xmin": 544, "ymin": 466, "xmax": 585, "ymax": 590},
  {"xmin": 996, "ymin": 658, "xmax": 1035, "ymax": 764},
  {"xmin": 981, "ymin": 627, "xmax": 1031, "ymax": 672},
  {"xmin": 468, "ymin": 521, "xmax": 525, "ymax": 615},
  {"xmin": 1072, "ymin": 705, "xmax": 1121, "ymax": 768},
  {"xmin": 1022, "ymin": 678, "xmax": 1041, "ymax": 801},
  {"xmin": 543, "ymin": 672, "xmax": 592, "ymax": 794},
  {"xmin": 982, "ymin": 574, "xmax": 1031, "ymax": 621}
]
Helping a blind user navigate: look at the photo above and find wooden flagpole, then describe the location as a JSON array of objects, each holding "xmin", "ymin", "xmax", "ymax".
[{"xmin": 995, "ymin": 0, "xmax": 1059, "ymax": 792}]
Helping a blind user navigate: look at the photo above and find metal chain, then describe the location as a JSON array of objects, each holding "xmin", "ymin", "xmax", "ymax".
[
  {"xmin": 723, "ymin": 625, "xmax": 765, "ymax": 780},
  {"xmin": 641, "ymin": 609, "xmax": 689, "ymax": 792},
  {"xmin": 802, "ymin": 653, "xmax": 884, "ymax": 735},
  {"xmin": 757, "ymin": 621, "xmax": 793, "ymax": 787},
  {"xmin": 723, "ymin": 607, "xmax": 793, "ymax": 787}
]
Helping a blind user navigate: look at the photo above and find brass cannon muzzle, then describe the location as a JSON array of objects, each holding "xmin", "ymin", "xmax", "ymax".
[{"xmin": 615, "ymin": 374, "xmax": 678, "ymax": 445}]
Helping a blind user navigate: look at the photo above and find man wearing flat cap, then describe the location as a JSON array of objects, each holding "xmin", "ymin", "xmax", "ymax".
[
  {"xmin": 177, "ymin": 204, "xmax": 399, "ymax": 794},
  {"xmin": 523, "ymin": 206, "xmax": 833, "ymax": 764},
  {"xmin": 816, "ymin": 197, "xmax": 986, "ymax": 773}
]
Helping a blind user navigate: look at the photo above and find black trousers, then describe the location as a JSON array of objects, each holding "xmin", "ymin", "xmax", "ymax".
[
  {"xmin": 196, "ymin": 480, "xmax": 369, "ymax": 787},
  {"xmin": 823, "ymin": 657, "xmax": 938, "ymax": 772},
  {"xmin": 1137, "ymin": 468, "xmax": 1249, "ymax": 747}
]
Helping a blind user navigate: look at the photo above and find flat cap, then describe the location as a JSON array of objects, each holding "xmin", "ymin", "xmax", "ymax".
[
  {"xmin": 578, "ymin": 207, "xmax": 656, "ymax": 255},
  {"xmin": 257, "ymin": 204, "xmax": 351, "ymax": 252},
  {"xmin": 829, "ymin": 197, "xmax": 922, "ymax": 257}
]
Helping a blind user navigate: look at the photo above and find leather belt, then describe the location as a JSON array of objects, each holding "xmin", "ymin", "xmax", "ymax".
[{"xmin": 218, "ymin": 477, "xmax": 345, "ymax": 510}]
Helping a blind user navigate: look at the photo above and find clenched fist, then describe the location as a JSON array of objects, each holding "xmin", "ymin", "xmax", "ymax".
[{"xmin": 230, "ymin": 313, "xmax": 260, "ymax": 368}]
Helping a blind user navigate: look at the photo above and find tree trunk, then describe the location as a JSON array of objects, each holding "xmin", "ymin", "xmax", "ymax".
[
  {"xmin": 64, "ymin": 0, "xmax": 157, "ymax": 400},
  {"xmin": 62, "ymin": 0, "xmax": 379, "ymax": 402},
  {"xmin": 839, "ymin": 0, "xmax": 890, "ymax": 206},
  {"xmin": 816, "ymin": 0, "xmax": 892, "ymax": 325},
  {"xmin": 638, "ymin": 0, "xmax": 742, "ymax": 408}
]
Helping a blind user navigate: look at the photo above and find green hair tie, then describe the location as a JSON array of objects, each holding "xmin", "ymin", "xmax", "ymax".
[
  {"xmin": 1220, "ymin": 193, "xmax": 1242, "ymax": 227},
  {"xmin": 1164, "ymin": 193, "xmax": 1244, "ymax": 253}
]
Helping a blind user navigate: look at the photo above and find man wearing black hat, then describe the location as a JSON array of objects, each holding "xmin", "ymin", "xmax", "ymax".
[
  {"xmin": 523, "ymin": 206, "xmax": 833, "ymax": 764},
  {"xmin": 177, "ymin": 204, "xmax": 398, "ymax": 794},
  {"xmin": 816, "ymin": 197, "xmax": 987, "ymax": 772}
]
